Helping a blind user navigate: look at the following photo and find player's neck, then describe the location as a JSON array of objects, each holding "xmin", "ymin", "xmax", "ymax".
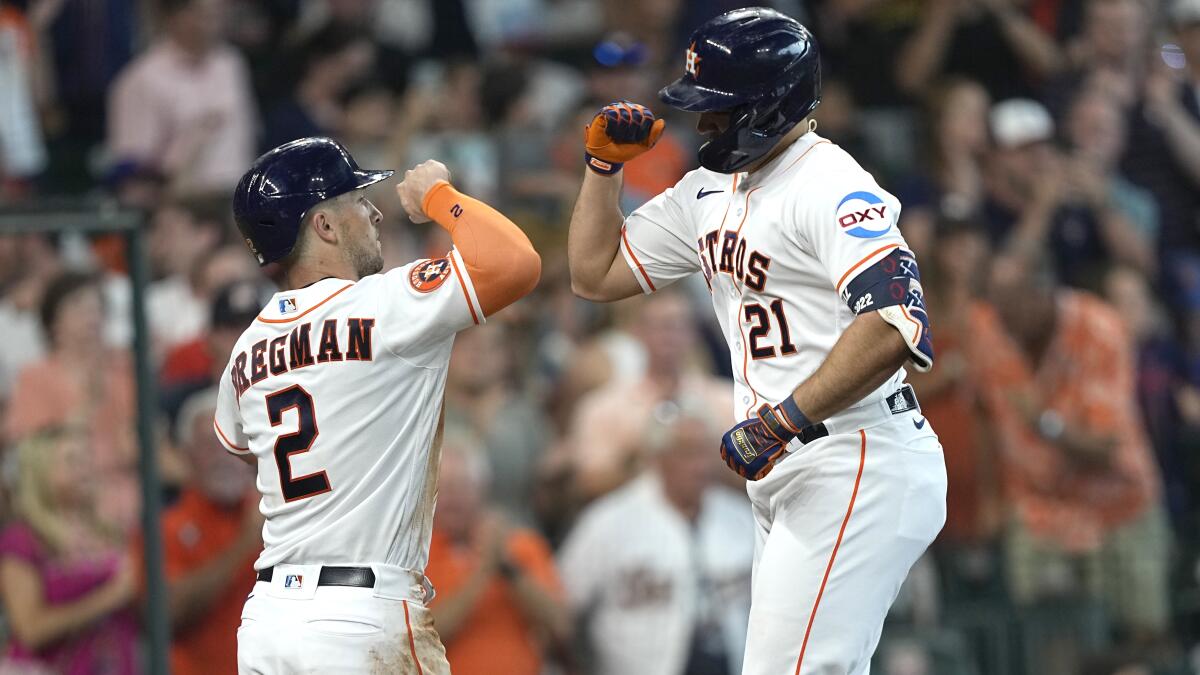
[{"xmin": 283, "ymin": 257, "xmax": 359, "ymax": 290}]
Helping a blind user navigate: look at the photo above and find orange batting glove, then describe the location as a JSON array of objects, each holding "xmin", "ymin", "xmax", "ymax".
[{"xmin": 583, "ymin": 100, "xmax": 666, "ymax": 175}]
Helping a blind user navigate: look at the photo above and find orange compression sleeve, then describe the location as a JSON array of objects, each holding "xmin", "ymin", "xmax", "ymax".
[{"xmin": 422, "ymin": 181, "xmax": 541, "ymax": 317}]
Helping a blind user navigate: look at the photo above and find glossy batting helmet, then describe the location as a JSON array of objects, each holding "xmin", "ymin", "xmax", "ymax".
[
  {"xmin": 660, "ymin": 7, "xmax": 821, "ymax": 174},
  {"xmin": 232, "ymin": 137, "xmax": 393, "ymax": 266}
]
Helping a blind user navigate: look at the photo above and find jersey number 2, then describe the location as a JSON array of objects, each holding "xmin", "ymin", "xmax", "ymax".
[
  {"xmin": 744, "ymin": 299, "xmax": 797, "ymax": 360},
  {"xmin": 266, "ymin": 385, "xmax": 331, "ymax": 502}
]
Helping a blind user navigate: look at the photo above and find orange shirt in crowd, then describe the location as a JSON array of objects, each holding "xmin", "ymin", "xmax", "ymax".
[
  {"xmin": 916, "ymin": 303, "xmax": 1003, "ymax": 545},
  {"xmin": 425, "ymin": 528, "xmax": 562, "ymax": 675},
  {"xmin": 972, "ymin": 291, "xmax": 1160, "ymax": 552},
  {"xmin": 131, "ymin": 490, "xmax": 258, "ymax": 675}
]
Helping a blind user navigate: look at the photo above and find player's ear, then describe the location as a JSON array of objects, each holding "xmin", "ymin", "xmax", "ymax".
[{"xmin": 308, "ymin": 207, "xmax": 340, "ymax": 246}]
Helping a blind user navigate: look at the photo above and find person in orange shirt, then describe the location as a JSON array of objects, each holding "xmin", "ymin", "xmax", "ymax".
[
  {"xmin": 132, "ymin": 388, "xmax": 261, "ymax": 675},
  {"xmin": 424, "ymin": 436, "xmax": 569, "ymax": 675},
  {"xmin": 976, "ymin": 252, "xmax": 1169, "ymax": 641}
]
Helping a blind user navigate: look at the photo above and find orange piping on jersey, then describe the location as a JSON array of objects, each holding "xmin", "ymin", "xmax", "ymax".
[
  {"xmin": 898, "ymin": 305, "xmax": 923, "ymax": 346},
  {"xmin": 738, "ymin": 300, "xmax": 762, "ymax": 419},
  {"xmin": 730, "ymin": 187, "xmax": 764, "ymax": 293},
  {"xmin": 780, "ymin": 139, "xmax": 831, "ymax": 174},
  {"xmin": 793, "ymin": 429, "xmax": 867, "ymax": 675},
  {"xmin": 621, "ymin": 226, "xmax": 657, "ymax": 292},
  {"xmin": 257, "ymin": 284, "xmax": 354, "ymax": 324},
  {"xmin": 448, "ymin": 253, "xmax": 481, "ymax": 325},
  {"xmin": 403, "ymin": 601, "xmax": 425, "ymax": 675},
  {"xmin": 213, "ymin": 419, "xmax": 249, "ymax": 453},
  {"xmin": 834, "ymin": 243, "xmax": 901, "ymax": 293}
]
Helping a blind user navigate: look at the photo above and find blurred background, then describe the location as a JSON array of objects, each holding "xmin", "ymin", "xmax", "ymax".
[{"xmin": 0, "ymin": 0, "xmax": 1197, "ymax": 673}]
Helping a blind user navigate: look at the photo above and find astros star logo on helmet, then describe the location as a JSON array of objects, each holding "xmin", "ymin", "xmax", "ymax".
[{"xmin": 685, "ymin": 42, "xmax": 701, "ymax": 77}]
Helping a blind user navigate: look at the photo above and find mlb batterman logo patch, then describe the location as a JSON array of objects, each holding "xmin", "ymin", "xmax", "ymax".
[{"xmin": 409, "ymin": 258, "xmax": 452, "ymax": 293}]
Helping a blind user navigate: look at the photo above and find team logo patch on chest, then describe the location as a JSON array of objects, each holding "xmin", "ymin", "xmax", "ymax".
[
  {"xmin": 409, "ymin": 258, "xmax": 452, "ymax": 292},
  {"xmin": 836, "ymin": 191, "xmax": 890, "ymax": 239}
]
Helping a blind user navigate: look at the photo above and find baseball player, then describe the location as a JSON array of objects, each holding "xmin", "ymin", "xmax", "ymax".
[
  {"xmin": 215, "ymin": 137, "xmax": 540, "ymax": 674},
  {"xmin": 567, "ymin": 8, "xmax": 947, "ymax": 675}
]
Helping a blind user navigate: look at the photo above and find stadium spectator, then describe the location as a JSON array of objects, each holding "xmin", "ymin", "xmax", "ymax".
[
  {"xmin": 261, "ymin": 24, "xmax": 376, "ymax": 152},
  {"xmin": 895, "ymin": 78, "xmax": 991, "ymax": 257},
  {"xmin": 559, "ymin": 406, "xmax": 753, "ymax": 675},
  {"xmin": 895, "ymin": 0, "xmax": 1063, "ymax": 99},
  {"xmin": 984, "ymin": 98, "xmax": 1142, "ymax": 288},
  {"xmin": 979, "ymin": 253, "xmax": 1169, "ymax": 643},
  {"xmin": 107, "ymin": 0, "xmax": 256, "ymax": 196},
  {"xmin": 0, "ymin": 1, "xmax": 47, "ymax": 198},
  {"xmin": 425, "ymin": 437, "xmax": 569, "ymax": 675},
  {"xmin": 567, "ymin": 290, "xmax": 732, "ymax": 499},
  {"xmin": 0, "ymin": 427, "xmax": 137, "ymax": 674},
  {"xmin": 444, "ymin": 323, "xmax": 551, "ymax": 525},
  {"xmin": 0, "ymin": 234, "xmax": 59, "ymax": 407},
  {"xmin": 4, "ymin": 270, "xmax": 139, "ymax": 532},
  {"xmin": 907, "ymin": 220, "xmax": 1003, "ymax": 568},
  {"xmin": 144, "ymin": 201, "xmax": 228, "ymax": 353},
  {"xmin": 130, "ymin": 388, "xmax": 260, "ymax": 675}
]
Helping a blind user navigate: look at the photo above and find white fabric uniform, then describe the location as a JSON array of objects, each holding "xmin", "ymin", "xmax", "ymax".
[
  {"xmin": 559, "ymin": 474, "xmax": 755, "ymax": 675},
  {"xmin": 214, "ymin": 249, "xmax": 485, "ymax": 675},
  {"xmin": 619, "ymin": 132, "xmax": 948, "ymax": 675}
]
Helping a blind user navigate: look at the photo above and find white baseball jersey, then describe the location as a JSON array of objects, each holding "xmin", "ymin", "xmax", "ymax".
[
  {"xmin": 620, "ymin": 131, "xmax": 924, "ymax": 422},
  {"xmin": 214, "ymin": 249, "xmax": 485, "ymax": 572},
  {"xmin": 559, "ymin": 474, "xmax": 754, "ymax": 675}
]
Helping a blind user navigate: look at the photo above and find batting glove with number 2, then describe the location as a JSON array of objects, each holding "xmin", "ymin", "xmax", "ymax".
[{"xmin": 584, "ymin": 101, "xmax": 665, "ymax": 175}]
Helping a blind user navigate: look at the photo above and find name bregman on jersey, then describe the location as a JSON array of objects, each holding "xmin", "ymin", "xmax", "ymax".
[{"xmin": 229, "ymin": 318, "xmax": 376, "ymax": 398}]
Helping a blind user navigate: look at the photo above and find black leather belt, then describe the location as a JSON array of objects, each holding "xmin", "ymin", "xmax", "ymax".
[
  {"xmin": 257, "ymin": 566, "xmax": 376, "ymax": 588},
  {"xmin": 796, "ymin": 385, "xmax": 918, "ymax": 445}
]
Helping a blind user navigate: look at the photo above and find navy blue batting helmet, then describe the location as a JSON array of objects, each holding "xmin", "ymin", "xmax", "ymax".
[
  {"xmin": 660, "ymin": 7, "xmax": 821, "ymax": 174},
  {"xmin": 233, "ymin": 137, "xmax": 393, "ymax": 266}
]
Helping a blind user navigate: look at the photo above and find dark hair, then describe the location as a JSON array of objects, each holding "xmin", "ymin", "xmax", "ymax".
[
  {"xmin": 39, "ymin": 271, "xmax": 101, "ymax": 338},
  {"xmin": 160, "ymin": 0, "xmax": 198, "ymax": 18}
]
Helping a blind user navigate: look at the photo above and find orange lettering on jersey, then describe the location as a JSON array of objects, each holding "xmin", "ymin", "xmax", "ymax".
[
  {"xmin": 250, "ymin": 339, "xmax": 268, "ymax": 384},
  {"xmin": 268, "ymin": 335, "xmax": 288, "ymax": 375},
  {"xmin": 316, "ymin": 319, "xmax": 344, "ymax": 363},
  {"xmin": 289, "ymin": 323, "xmax": 315, "ymax": 370},
  {"xmin": 345, "ymin": 318, "xmax": 375, "ymax": 361}
]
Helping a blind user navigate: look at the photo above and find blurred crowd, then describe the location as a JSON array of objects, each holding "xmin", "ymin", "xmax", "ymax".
[{"xmin": 0, "ymin": 0, "xmax": 1197, "ymax": 673}]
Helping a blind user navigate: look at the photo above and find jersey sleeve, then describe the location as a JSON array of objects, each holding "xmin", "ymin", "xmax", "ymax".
[
  {"xmin": 619, "ymin": 183, "xmax": 700, "ymax": 294},
  {"xmin": 795, "ymin": 169, "xmax": 907, "ymax": 298},
  {"xmin": 375, "ymin": 247, "xmax": 484, "ymax": 364},
  {"xmin": 214, "ymin": 362, "xmax": 250, "ymax": 456}
]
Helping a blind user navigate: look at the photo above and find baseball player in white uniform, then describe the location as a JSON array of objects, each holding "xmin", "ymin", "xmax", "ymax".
[
  {"xmin": 217, "ymin": 137, "xmax": 540, "ymax": 674},
  {"xmin": 567, "ymin": 8, "xmax": 947, "ymax": 675}
]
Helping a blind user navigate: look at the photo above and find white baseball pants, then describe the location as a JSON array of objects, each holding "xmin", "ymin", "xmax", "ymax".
[
  {"xmin": 742, "ymin": 405, "xmax": 947, "ymax": 675},
  {"xmin": 237, "ymin": 564, "xmax": 449, "ymax": 675}
]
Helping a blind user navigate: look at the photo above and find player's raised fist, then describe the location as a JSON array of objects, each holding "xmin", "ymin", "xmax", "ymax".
[
  {"xmin": 396, "ymin": 159, "xmax": 451, "ymax": 224},
  {"xmin": 584, "ymin": 101, "xmax": 666, "ymax": 175}
]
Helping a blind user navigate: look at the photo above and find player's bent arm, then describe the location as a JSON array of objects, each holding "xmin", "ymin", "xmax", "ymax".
[
  {"xmin": 0, "ymin": 557, "xmax": 131, "ymax": 650},
  {"xmin": 567, "ymin": 170, "xmax": 643, "ymax": 302},
  {"xmin": 423, "ymin": 182, "xmax": 541, "ymax": 316},
  {"xmin": 788, "ymin": 311, "xmax": 911, "ymax": 422}
]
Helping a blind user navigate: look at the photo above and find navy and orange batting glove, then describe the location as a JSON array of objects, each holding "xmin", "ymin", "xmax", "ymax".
[
  {"xmin": 720, "ymin": 398, "xmax": 812, "ymax": 481},
  {"xmin": 584, "ymin": 101, "xmax": 666, "ymax": 175}
]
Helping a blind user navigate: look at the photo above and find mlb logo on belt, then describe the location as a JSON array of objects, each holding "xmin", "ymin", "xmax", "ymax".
[
  {"xmin": 279, "ymin": 297, "xmax": 298, "ymax": 314},
  {"xmin": 284, "ymin": 574, "xmax": 304, "ymax": 589}
]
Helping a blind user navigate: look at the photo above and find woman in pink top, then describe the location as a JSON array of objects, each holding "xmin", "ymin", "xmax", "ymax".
[
  {"xmin": 4, "ymin": 271, "xmax": 138, "ymax": 533},
  {"xmin": 0, "ymin": 428, "xmax": 138, "ymax": 674}
]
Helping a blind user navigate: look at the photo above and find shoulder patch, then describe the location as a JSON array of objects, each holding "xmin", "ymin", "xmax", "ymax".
[
  {"xmin": 836, "ymin": 191, "xmax": 891, "ymax": 239},
  {"xmin": 409, "ymin": 258, "xmax": 453, "ymax": 293}
]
